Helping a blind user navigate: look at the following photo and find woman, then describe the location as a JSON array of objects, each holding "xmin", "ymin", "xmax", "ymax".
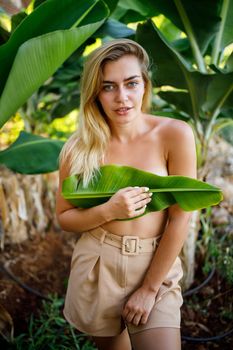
[{"xmin": 56, "ymin": 38, "xmax": 196, "ymax": 350}]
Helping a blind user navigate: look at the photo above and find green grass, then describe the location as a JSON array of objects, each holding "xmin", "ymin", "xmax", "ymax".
[{"xmin": 13, "ymin": 296, "xmax": 97, "ymax": 350}]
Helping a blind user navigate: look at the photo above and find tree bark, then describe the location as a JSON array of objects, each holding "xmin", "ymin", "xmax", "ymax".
[{"xmin": 0, "ymin": 166, "xmax": 59, "ymax": 249}]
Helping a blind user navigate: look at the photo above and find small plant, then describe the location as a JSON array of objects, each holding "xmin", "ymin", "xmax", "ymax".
[
  {"xmin": 197, "ymin": 208, "xmax": 233, "ymax": 285},
  {"xmin": 13, "ymin": 295, "xmax": 97, "ymax": 350}
]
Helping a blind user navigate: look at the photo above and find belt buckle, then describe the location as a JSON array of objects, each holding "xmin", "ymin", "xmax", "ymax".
[{"xmin": 122, "ymin": 236, "xmax": 140, "ymax": 256}]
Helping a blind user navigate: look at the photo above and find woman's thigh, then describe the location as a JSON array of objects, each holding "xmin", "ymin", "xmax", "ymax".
[
  {"xmin": 129, "ymin": 327, "xmax": 181, "ymax": 350},
  {"xmin": 91, "ymin": 328, "xmax": 132, "ymax": 350}
]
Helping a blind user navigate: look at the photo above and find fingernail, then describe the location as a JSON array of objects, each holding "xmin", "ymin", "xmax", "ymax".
[
  {"xmin": 134, "ymin": 186, "xmax": 140, "ymax": 188},
  {"xmin": 144, "ymin": 205, "xmax": 147, "ymax": 208},
  {"xmin": 144, "ymin": 187, "xmax": 149, "ymax": 192},
  {"xmin": 149, "ymin": 192, "xmax": 153, "ymax": 197}
]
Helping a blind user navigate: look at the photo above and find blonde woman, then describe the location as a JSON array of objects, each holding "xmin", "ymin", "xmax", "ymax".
[{"xmin": 56, "ymin": 38, "xmax": 196, "ymax": 350}]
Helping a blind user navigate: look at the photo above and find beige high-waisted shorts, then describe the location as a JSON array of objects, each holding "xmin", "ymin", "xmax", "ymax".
[{"xmin": 63, "ymin": 226, "xmax": 183, "ymax": 337}]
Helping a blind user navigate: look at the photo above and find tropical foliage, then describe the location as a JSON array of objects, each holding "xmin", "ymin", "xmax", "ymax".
[
  {"xmin": 0, "ymin": 0, "xmax": 232, "ymax": 173},
  {"xmin": 135, "ymin": 0, "xmax": 233, "ymax": 165},
  {"xmin": 62, "ymin": 165, "xmax": 223, "ymax": 213},
  {"xmin": 0, "ymin": 0, "xmax": 108, "ymax": 173},
  {"xmin": 0, "ymin": 130, "xmax": 63, "ymax": 173}
]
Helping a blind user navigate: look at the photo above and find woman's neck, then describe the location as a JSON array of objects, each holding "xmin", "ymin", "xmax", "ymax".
[{"xmin": 109, "ymin": 116, "xmax": 147, "ymax": 143}]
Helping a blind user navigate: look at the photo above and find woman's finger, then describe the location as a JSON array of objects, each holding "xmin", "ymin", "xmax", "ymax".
[
  {"xmin": 128, "ymin": 187, "xmax": 150, "ymax": 198},
  {"xmin": 132, "ymin": 313, "xmax": 142, "ymax": 326},
  {"xmin": 132, "ymin": 205, "xmax": 147, "ymax": 217},
  {"xmin": 125, "ymin": 311, "xmax": 135, "ymax": 323},
  {"xmin": 140, "ymin": 313, "xmax": 149, "ymax": 325},
  {"xmin": 133, "ymin": 191, "xmax": 152, "ymax": 203},
  {"xmin": 134, "ymin": 197, "xmax": 152, "ymax": 210}
]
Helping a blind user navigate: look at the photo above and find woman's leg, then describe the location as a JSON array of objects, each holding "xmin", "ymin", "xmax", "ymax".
[
  {"xmin": 91, "ymin": 328, "xmax": 132, "ymax": 350},
  {"xmin": 129, "ymin": 327, "xmax": 181, "ymax": 350}
]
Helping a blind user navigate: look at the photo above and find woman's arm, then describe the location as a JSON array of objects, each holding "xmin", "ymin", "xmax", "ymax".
[
  {"xmin": 142, "ymin": 120, "xmax": 197, "ymax": 291},
  {"xmin": 56, "ymin": 159, "xmax": 111, "ymax": 233},
  {"xmin": 56, "ymin": 159, "xmax": 152, "ymax": 233},
  {"xmin": 122, "ymin": 120, "xmax": 197, "ymax": 326}
]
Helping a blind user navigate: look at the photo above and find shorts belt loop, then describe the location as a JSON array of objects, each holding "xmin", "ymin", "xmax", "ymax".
[
  {"xmin": 152, "ymin": 239, "xmax": 156, "ymax": 248},
  {"xmin": 99, "ymin": 231, "xmax": 106, "ymax": 245}
]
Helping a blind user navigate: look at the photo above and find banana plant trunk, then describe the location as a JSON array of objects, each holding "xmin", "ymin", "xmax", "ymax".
[{"xmin": 0, "ymin": 166, "xmax": 59, "ymax": 249}]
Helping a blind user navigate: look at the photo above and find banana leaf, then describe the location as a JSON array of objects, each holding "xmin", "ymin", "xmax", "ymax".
[
  {"xmin": 62, "ymin": 164, "xmax": 223, "ymax": 213},
  {"xmin": 0, "ymin": 131, "xmax": 64, "ymax": 174},
  {"xmin": 0, "ymin": 21, "xmax": 105, "ymax": 128},
  {"xmin": 113, "ymin": 0, "xmax": 221, "ymax": 54},
  {"xmin": 0, "ymin": 0, "xmax": 101, "ymax": 94},
  {"xmin": 136, "ymin": 19, "xmax": 233, "ymax": 120}
]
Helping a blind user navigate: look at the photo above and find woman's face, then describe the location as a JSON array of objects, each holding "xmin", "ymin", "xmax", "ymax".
[{"xmin": 97, "ymin": 55, "xmax": 145, "ymax": 126}]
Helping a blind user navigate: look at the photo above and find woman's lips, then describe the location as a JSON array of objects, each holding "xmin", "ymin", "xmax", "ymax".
[{"xmin": 114, "ymin": 107, "xmax": 132, "ymax": 115}]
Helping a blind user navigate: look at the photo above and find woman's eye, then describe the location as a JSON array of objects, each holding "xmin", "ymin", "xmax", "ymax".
[
  {"xmin": 103, "ymin": 85, "xmax": 114, "ymax": 91},
  {"xmin": 127, "ymin": 81, "xmax": 138, "ymax": 88}
]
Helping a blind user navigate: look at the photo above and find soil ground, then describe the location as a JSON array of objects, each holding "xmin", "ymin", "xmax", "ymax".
[{"xmin": 0, "ymin": 230, "xmax": 232, "ymax": 350}]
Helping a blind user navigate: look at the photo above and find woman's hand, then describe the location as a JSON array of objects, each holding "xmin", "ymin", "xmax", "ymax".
[
  {"xmin": 104, "ymin": 186, "xmax": 152, "ymax": 220},
  {"xmin": 122, "ymin": 286, "xmax": 158, "ymax": 326}
]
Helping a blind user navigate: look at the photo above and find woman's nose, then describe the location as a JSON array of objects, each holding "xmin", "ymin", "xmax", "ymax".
[{"xmin": 115, "ymin": 87, "xmax": 128, "ymax": 102}]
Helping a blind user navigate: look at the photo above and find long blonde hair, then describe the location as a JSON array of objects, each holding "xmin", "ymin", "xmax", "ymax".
[{"xmin": 59, "ymin": 39, "xmax": 152, "ymax": 187}]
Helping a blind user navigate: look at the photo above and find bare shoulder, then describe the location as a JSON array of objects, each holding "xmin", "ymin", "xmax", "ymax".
[
  {"xmin": 156, "ymin": 116, "xmax": 194, "ymax": 139},
  {"xmin": 146, "ymin": 114, "xmax": 195, "ymax": 145},
  {"xmin": 148, "ymin": 115, "xmax": 197, "ymax": 177}
]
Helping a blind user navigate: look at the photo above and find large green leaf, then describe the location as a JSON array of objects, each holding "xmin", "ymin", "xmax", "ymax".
[
  {"xmin": 220, "ymin": 120, "xmax": 233, "ymax": 145},
  {"xmin": 158, "ymin": 0, "xmax": 221, "ymax": 55},
  {"xmin": 137, "ymin": 19, "xmax": 233, "ymax": 121},
  {"xmin": 62, "ymin": 165, "xmax": 223, "ymax": 214},
  {"xmin": 114, "ymin": 0, "xmax": 158, "ymax": 17},
  {"xmin": 0, "ymin": 0, "xmax": 100, "ymax": 95},
  {"xmin": 0, "ymin": 131, "xmax": 64, "ymax": 174},
  {"xmin": 137, "ymin": 20, "xmax": 189, "ymax": 87},
  {"xmin": 211, "ymin": 117, "xmax": 233, "ymax": 137},
  {"xmin": 212, "ymin": 0, "xmax": 233, "ymax": 64},
  {"xmin": 225, "ymin": 51, "xmax": 233, "ymax": 72},
  {"xmin": 37, "ymin": 51, "xmax": 84, "ymax": 120},
  {"xmin": 100, "ymin": 0, "xmax": 118, "ymax": 14},
  {"xmin": 113, "ymin": 0, "xmax": 221, "ymax": 54},
  {"xmin": 158, "ymin": 91, "xmax": 193, "ymax": 116},
  {"xmin": 203, "ymin": 71, "xmax": 233, "ymax": 113},
  {"xmin": 77, "ymin": 0, "xmax": 110, "ymax": 27},
  {"xmin": 136, "ymin": 19, "xmax": 211, "ymax": 119},
  {"xmin": 94, "ymin": 18, "xmax": 135, "ymax": 38},
  {"xmin": 0, "ymin": 19, "xmax": 106, "ymax": 128}
]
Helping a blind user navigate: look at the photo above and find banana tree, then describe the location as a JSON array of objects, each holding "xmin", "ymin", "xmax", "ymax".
[
  {"xmin": 0, "ymin": 130, "xmax": 64, "ymax": 174},
  {"xmin": 0, "ymin": 0, "xmax": 110, "ymax": 172},
  {"xmin": 0, "ymin": 0, "xmax": 135, "ymax": 173},
  {"xmin": 134, "ymin": 0, "xmax": 233, "ymax": 167},
  {"xmin": 1, "ymin": 0, "xmax": 232, "ymax": 172}
]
